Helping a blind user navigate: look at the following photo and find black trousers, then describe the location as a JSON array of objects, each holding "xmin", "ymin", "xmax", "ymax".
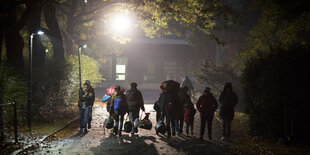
[
  {"xmin": 222, "ymin": 119, "xmax": 232, "ymax": 138},
  {"xmin": 200, "ymin": 115, "xmax": 213, "ymax": 138},
  {"xmin": 161, "ymin": 113, "xmax": 175, "ymax": 136}
]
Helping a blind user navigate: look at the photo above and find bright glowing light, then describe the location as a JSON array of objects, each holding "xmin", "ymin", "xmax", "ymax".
[
  {"xmin": 37, "ymin": 30, "xmax": 44, "ymax": 35},
  {"xmin": 111, "ymin": 14, "xmax": 131, "ymax": 33},
  {"xmin": 82, "ymin": 44, "xmax": 87, "ymax": 48}
]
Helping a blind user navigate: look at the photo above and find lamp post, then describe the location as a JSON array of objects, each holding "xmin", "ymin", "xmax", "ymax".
[
  {"xmin": 78, "ymin": 44, "xmax": 87, "ymax": 89},
  {"xmin": 27, "ymin": 30, "xmax": 44, "ymax": 131}
]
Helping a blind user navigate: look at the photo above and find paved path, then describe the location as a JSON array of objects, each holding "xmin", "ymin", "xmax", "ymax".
[
  {"xmin": 26, "ymin": 103, "xmax": 236, "ymax": 155},
  {"xmin": 24, "ymin": 87, "xmax": 237, "ymax": 154}
]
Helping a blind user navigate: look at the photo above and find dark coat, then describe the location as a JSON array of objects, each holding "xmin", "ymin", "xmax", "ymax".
[
  {"xmin": 78, "ymin": 87, "xmax": 95, "ymax": 109},
  {"xmin": 219, "ymin": 91, "xmax": 238, "ymax": 121},
  {"xmin": 126, "ymin": 88, "xmax": 145, "ymax": 111},
  {"xmin": 196, "ymin": 92, "xmax": 218, "ymax": 118},
  {"xmin": 158, "ymin": 92, "xmax": 178, "ymax": 119}
]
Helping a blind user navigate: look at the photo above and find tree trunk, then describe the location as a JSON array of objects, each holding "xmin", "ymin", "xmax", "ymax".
[
  {"xmin": 43, "ymin": 1, "xmax": 64, "ymax": 60},
  {"xmin": 4, "ymin": 27, "xmax": 24, "ymax": 69},
  {"xmin": 27, "ymin": 2, "xmax": 46, "ymax": 66},
  {"xmin": 64, "ymin": 0, "xmax": 77, "ymax": 55}
]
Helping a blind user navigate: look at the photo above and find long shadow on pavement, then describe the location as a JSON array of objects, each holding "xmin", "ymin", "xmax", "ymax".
[
  {"xmin": 159, "ymin": 134, "xmax": 236, "ymax": 155},
  {"xmin": 89, "ymin": 133, "xmax": 159, "ymax": 155}
]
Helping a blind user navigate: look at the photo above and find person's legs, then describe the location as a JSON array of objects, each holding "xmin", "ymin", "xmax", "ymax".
[
  {"xmin": 222, "ymin": 120, "xmax": 227, "ymax": 140},
  {"xmin": 227, "ymin": 120, "xmax": 232, "ymax": 138},
  {"xmin": 79, "ymin": 107, "xmax": 83, "ymax": 133},
  {"xmin": 119, "ymin": 114, "xmax": 124, "ymax": 136},
  {"xmin": 166, "ymin": 114, "xmax": 171, "ymax": 137},
  {"xmin": 88, "ymin": 107, "xmax": 92, "ymax": 129},
  {"xmin": 185, "ymin": 122, "xmax": 189, "ymax": 136},
  {"xmin": 174, "ymin": 119, "xmax": 180, "ymax": 134},
  {"xmin": 200, "ymin": 115, "xmax": 207, "ymax": 140},
  {"xmin": 179, "ymin": 118, "xmax": 184, "ymax": 134},
  {"xmin": 114, "ymin": 114, "xmax": 120, "ymax": 135},
  {"xmin": 207, "ymin": 116, "xmax": 213, "ymax": 140},
  {"xmin": 129, "ymin": 111, "xmax": 134, "ymax": 134},
  {"xmin": 130, "ymin": 110, "xmax": 139, "ymax": 134},
  {"xmin": 190, "ymin": 122, "xmax": 194, "ymax": 135},
  {"xmin": 80, "ymin": 107, "xmax": 89, "ymax": 133},
  {"xmin": 171, "ymin": 113, "xmax": 176, "ymax": 136}
]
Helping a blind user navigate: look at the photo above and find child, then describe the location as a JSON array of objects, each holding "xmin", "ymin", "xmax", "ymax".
[{"xmin": 184, "ymin": 102, "xmax": 196, "ymax": 136}]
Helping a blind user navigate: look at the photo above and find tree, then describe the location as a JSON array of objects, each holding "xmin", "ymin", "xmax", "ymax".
[{"xmin": 236, "ymin": 0, "xmax": 310, "ymax": 69}]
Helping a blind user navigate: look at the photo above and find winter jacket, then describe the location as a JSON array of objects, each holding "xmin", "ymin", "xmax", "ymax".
[
  {"xmin": 78, "ymin": 87, "xmax": 95, "ymax": 109},
  {"xmin": 113, "ymin": 93, "xmax": 128, "ymax": 115},
  {"xmin": 177, "ymin": 88, "xmax": 191, "ymax": 119},
  {"xmin": 184, "ymin": 103, "xmax": 196, "ymax": 123},
  {"xmin": 158, "ymin": 92, "xmax": 178, "ymax": 118},
  {"xmin": 219, "ymin": 91, "xmax": 238, "ymax": 121},
  {"xmin": 126, "ymin": 88, "xmax": 145, "ymax": 111},
  {"xmin": 196, "ymin": 92, "xmax": 218, "ymax": 118}
]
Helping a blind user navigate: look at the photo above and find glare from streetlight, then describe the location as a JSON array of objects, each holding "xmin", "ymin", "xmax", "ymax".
[
  {"xmin": 82, "ymin": 44, "xmax": 87, "ymax": 48},
  {"xmin": 111, "ymin": 14, "xmax": 132, "ymax": 33},
  {"xmin": 37, "ymin": 30, "xmax": 44, "ymax": 35}
]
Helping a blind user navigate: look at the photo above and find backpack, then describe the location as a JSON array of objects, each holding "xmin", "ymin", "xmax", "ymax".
[
  {"xmin": 126, "ymin": 89, "xmax": 140, "ymax": 106},
  {"xmin": 114, "ymin": 95, "xmax": 125, "ymax": 112}
]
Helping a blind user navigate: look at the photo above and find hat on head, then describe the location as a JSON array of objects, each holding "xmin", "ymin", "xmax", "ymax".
[
  {"xmin": 83, "ymin": 80, "xmax": 91, "ymax": 86},
  {"xmin": 131, "ymin": 82, "xmax": 137, "ymax": 88},
  {"xmin": 204, "ymin": 87, "xmax": 211, "ymax": 92}
]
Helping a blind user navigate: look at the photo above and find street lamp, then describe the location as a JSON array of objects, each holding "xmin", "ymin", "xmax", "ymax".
[
  {"xmin": 111, "ymin": 13, "xmax": 132, "ymax": 34},
  {"xmin": 28, "ymin": 30, "xmax": 44, "ymax": 131},
  {"xmin": 78, "ymin": 44, "xmax": 87, "ymax": 88}
]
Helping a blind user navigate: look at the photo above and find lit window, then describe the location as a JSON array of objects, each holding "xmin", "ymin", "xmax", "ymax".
[{"xmin": 116, "ymin": 65, "xmax": 126, "ymax": 74}]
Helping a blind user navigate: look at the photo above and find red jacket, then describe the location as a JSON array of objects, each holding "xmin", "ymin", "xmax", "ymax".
[{"xmin": 196, "ymin": 93, "xmax": 218, "ymax": 118}]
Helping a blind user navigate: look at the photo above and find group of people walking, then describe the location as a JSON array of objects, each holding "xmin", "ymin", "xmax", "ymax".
[
  {"xmin": 155, "ymin": 80, "xmax": 238, "ymax": 141},
  {"xmin": 78, "ymin": 78, "xmax": 238, "ymax": 141}
]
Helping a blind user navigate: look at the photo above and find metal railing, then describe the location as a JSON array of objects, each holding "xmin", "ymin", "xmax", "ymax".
[{"xmin": 0, "ymin": 101, "xmax": 18, "ymax": 143}]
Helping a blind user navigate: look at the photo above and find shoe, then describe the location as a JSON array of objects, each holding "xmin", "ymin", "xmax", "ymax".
[
  {"xmin": 172, "ymin": 131, "xmax": 176, "ymax": 136},
  {"xmin": 180, "ymin": 129, "xmax": 183, "ymax": 134},
  {"xmin": 134, "ymin": 127, "xmax": 138, "ymax": 133},
  {"xmin": 221, "ymin": 136, "xmax": 225, "ymax": 141},
  {"xmin": 88, "ymin": 124, "xmax": 91, "ymax": 129},
  {"xmin": 118, "ymin": 131, "xmax": 122, "ymax": 137},
  {"xmin": 131, "ymin": 132, "xmax": 135, "ymax": 136}
]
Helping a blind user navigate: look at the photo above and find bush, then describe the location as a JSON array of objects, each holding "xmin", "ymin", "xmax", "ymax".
[
  {"xmin": 242, "ymin": 47, "xmax": 310, "ymax": 143},
  {"xmin": 0, "ymin": 63, "xmax": 27, "ymax": 128},
  {"xmin": 31, "ymin": 55, "xmax": 102, "ymax": 122}
]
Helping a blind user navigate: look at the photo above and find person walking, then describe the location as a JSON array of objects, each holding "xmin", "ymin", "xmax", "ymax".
[
  {"xmin": 176, "ymin": 86, "xmax": 191, "ymax": 134},
  {"xmin": 78, "ymin": 80, "xmax": 95, "ymax": 134},
  {"xmin": 181, "ymin": 76, "xmax": 194, "ymax": 98},
  {"xmin": 126, "ymin": 83, "xmax": 145, "ymax": 136},
  {"xmin": 85, "ymin": 80, "xmax": 95, "ymax": 129},
  {"xmin": 219, "ymin": 82, "xmax": 238, "ymax": 141},
  {"xmin": 184, "ymin": 100, "xmax": 196, "ymax": 136},
  {"xmin": 196, "ymin": 87, "xmax": 218, "ymax": 141},
  {"xmin": 113, "ymin": 85, "xmax": 128, "ymax": 137}
]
